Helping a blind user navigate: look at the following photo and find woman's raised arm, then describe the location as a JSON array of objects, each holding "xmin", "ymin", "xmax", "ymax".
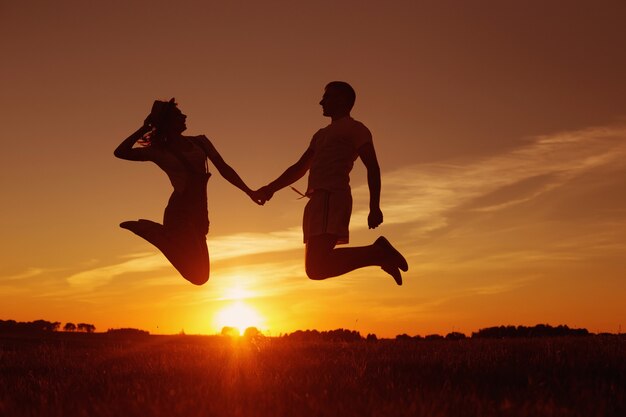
[{"xmin": 114, "ymin": 122, "xmax": 152, "ymax": 161}]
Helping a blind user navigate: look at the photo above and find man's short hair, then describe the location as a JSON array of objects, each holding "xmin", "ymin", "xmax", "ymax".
[{"xmin": 325, "ymin": 81, "xmax": 356, "ymax": 110}]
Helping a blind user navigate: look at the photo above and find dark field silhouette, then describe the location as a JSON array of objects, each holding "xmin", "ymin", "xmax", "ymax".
[{"xmin": 1, "ymin": 332, "xmax": 624, "ymax": 417}]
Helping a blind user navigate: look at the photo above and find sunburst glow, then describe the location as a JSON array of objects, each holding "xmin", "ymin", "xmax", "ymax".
[{"xmin": 214, "ymin": 301, "xmax": 264, "ymax": 335}]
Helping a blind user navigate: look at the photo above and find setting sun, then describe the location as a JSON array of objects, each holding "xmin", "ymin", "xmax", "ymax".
[{"xmin": 214, "ymin": 301, "xmax": 264, "ymax": 335}]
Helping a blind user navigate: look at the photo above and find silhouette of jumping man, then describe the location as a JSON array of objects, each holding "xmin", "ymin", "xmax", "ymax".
[
  {"xmin": 254, "ymin": 82, "xmax": 408, "ymax": 284},
  {"xmin": 115, "ymin": 98, "xmax": 261, "ymax": 285}
]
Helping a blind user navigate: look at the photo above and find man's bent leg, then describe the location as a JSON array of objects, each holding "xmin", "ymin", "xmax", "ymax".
[
  {"xmin": 305, "ymin": 234, "xmax": 338, "ymax": 280},
  {"xmin": 305, "ymin": 234, "xmax": 400, "ymax": 283}
]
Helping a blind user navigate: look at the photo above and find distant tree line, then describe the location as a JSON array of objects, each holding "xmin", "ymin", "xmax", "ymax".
[
  {"xmin": 63, "ymin": 322, "xmax": 96, "ymax": 333},
  {"xmin": 106, "ymin": 328, "xmax": 150, "ymax": 337},
  {"xmin": 276, "ymin": 324, "xmax": 592, "ymax": 342},
  {"xmin": 0, "ymin": 320, "xmax": 598, "ymax": 340},
  {"xmin": 394, "ymin": 324, "xmax": 590, "ymax": 341},
  {"xmin": 282, "ymin": 328, "xmax": 363, "ymax": 342},
  {"xmin": 0, "ymin": 319, "xmax": 96, "ymax": 334},
  {"xmin": 0, "ymin": 319, "xmax": 60, "ymax": 333},
  {"xmin": 471, "ymin": 324, "xmax": 589, "ymax": 339},
  {"xmin": 218, "ymin": 324, "xmax": 594, "ymax": 342},
  {"xmin": 395, "ymin": 332, "xmax": 466, "ymax": 341}
]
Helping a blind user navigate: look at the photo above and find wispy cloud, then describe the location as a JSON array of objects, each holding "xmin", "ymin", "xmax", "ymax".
[
  {"xmin": 352, "ymin": 124, "xmax": 626, "ymax": 233},
  {"xmin": 2, "ymin": 267, "xmax": 47, "ymax": 281},
  {"xmin": 66, "ymin": 252, "xmax": 168, "ymax": 289},
  {"xmin": 0, "ymin": 266, "xmax": 66, "ymax": 294},
  {"xmin": 63, "ymin": 228, "xmax": 305, "ymax": 290},
  {"xmin": 209, "ymin": 227, "xmax": 303, "ymax": 259}
]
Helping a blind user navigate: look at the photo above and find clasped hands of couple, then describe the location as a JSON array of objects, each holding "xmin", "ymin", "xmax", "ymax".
[{"xmin": 248, "ymin": 186, "xmax": 275, "ymax": 206}]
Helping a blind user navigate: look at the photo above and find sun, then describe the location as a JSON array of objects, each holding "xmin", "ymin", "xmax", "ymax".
[{"xmin": 214, "ymin": 301, "xmax": 264, "ymax": 335}]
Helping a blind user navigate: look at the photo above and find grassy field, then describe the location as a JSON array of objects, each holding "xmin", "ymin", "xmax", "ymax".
[{"xmin": 1, "ymin": 333, "xmax": 624, "ymax": 417}]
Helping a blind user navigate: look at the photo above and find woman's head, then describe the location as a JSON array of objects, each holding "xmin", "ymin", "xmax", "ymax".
[{"xmin": 144, "ymin": 98, "xmax": 187, "ymax": 145}]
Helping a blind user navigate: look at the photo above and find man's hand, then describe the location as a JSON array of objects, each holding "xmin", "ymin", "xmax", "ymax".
[{"xmin": 368, "ymin": 207, "xmax": 383, "ymax": 229}]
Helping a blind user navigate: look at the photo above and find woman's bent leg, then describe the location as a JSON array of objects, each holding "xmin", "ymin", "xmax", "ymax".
[
  {"xmin": 120, "ymin": 220, "xmax": 210, "ymax": 285},
  {"xmin": 172, "ymin": 234, "xmax": 209, "ymax": 285}
]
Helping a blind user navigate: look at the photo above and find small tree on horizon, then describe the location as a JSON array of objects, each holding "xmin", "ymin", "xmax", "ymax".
[
  {"xmin": 63, "ymin": 322, "xmax": 76, "ymax": 332},
  {"xmin": 221, "ymin": 326, "xmax": 240, "ymax": 337},
  {"xmin": 243, "ymin": 327, "xmax": 263, "ymax": 339},
  {"xmin": 32, "ymin": 320, "xmax": 60, "ymax": 332},
  {"xmin": 77, "ymin": 323, "xmax": 96, "ymax": 333}
]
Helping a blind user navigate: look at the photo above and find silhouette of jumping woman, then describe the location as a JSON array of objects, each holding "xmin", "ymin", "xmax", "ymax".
[
  {"xmin": 115, "ymin": 98, "xmax": 261, "ymax": 285},
  {"xmin": 253, "ymin": 82, "xmax": 408, "ymax": 285}
]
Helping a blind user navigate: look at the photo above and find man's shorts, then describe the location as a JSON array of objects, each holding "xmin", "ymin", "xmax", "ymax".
[{"xmin": 303, "ymin": 189, "xmax": 352, "ymax": 245}]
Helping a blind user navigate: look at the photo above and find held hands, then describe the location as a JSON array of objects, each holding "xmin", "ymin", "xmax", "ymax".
[
  {"xmin": 368, "ymin": 207, "xmax": 383, "ymax": 229},
  {"xmin": 248, "ymin": 189, "xmax": 266, "ymax": 205},
  {"xmin": 249, "ymin": 186, "xmax": 275, "ymax": 206}
]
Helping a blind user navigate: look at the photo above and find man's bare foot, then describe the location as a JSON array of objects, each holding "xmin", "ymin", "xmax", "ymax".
[{"xmin": 375, "ymin": 237, "xmax": 408, "ymax": 272}]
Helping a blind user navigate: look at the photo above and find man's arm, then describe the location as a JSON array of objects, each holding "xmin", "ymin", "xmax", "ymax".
[
  {"xmin": 358, "ymin": 142, "xmax": 383, "ymax": 229},
  {"xmin": 259, "ymin": 147, "xmax": 314, "ymax": 201}
]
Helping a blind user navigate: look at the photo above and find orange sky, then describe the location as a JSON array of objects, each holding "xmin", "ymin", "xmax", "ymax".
[{"xmin": 1, "ymin": 1, "xmax": 626, "ymax": 337}]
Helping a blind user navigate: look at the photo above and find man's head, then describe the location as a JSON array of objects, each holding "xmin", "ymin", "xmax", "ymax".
[{"xmin": 320, "ymin": 81, "xmax": 356, "ymax": 118}]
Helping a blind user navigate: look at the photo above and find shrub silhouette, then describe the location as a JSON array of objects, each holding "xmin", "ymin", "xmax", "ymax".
[
  {"xmin": 446, "ymin": 332, "xmax": 467, "ymax": 340},
  {"xmin": 243, "ymin": 327, "xmax": 264, "ymax": 339},
  {"xmin": 221, "ymin": 326, "xmax": 240, "ymax": 337}
]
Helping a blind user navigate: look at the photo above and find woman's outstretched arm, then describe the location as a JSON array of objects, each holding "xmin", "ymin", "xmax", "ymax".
[{"xmin": 198, "ymin": 136, "xmax": 262, "ymax": 204}]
